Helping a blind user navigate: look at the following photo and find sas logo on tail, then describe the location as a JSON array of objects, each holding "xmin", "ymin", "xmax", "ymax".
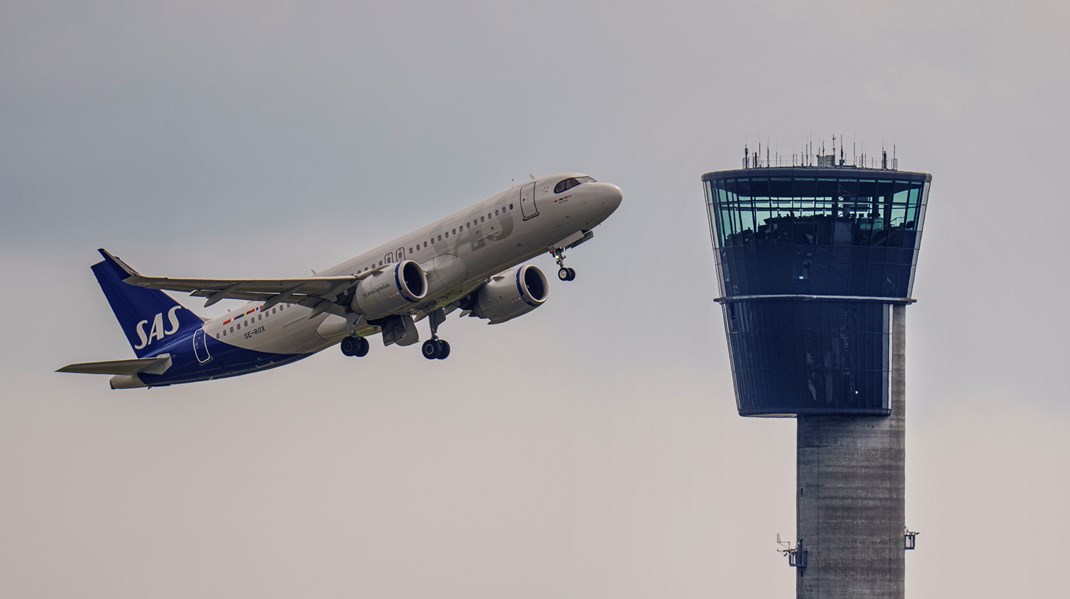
[{"xmin": 134, "ymin": 306, "xmax": 183, "ymax": 350}]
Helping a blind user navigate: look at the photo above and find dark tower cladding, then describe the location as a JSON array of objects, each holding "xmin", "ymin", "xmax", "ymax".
[{"xmin": 702, "ymin": 148, "xmax": 931, "ymax": 598}]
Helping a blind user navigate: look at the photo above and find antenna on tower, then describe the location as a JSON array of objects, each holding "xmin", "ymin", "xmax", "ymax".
[
  {"xmin": 904, "ymin": 528, "xmax": 919, "ymax": 550},
  {"xmin": 777, "ymin": 534, "xmax": 808, "ymax": 569}
]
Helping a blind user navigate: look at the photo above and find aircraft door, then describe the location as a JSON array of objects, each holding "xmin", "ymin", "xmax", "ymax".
[
  {"xmin": 193, "ymin": 328, "xmax": 212, "ymax": 365},
  {"xmin": 520, "ymin": 182, "xmax": 538, "ymax": 220}
]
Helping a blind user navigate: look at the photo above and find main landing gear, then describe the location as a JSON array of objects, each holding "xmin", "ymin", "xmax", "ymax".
[
  {"xmin": 340, "ymin": 336, "xmax": 369, "ymax": 357},
  {"xmin": 422, "ymin": 308, "xmax": 451, "ymax": 360},
  {"xmin": 421, "ymin": 338, "xmax": 450, "ymax": 360},
  {"xmin": 340, "ymin": 312, "xmax": 370, "ymax": 357},
  {"xmin": 550, "ymin": 247, "xmax": 576, "ymax": 281}
]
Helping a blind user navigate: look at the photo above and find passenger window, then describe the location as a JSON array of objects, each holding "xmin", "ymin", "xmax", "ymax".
[
  {"xmin": 445, "ymin": 232, "xmax": 449, "ymax": 238},
  {"xmin": 509, "ymin": 203, "xmax": 514, "ymax": 210},
  {"xmin": 230, "ymin": 326, "xmax": 234, "ymax": 333},
  {"xmin": 431, "ymin": 238, "xmax": 435, "ymax": 244},
  {"xmin": 409, "ymin": 247, "xmax": 413, "ymax": 253},
  {"xmin": 378, "ymin": 260, "xmax": 383, "ymax": 266},
  {"xmin": 438, "ymin": 235, "xmax": 442, "ymax": 241},
  {"xmin": 480, "ymin": 216, "xmax": 485, "ymax": 222}
]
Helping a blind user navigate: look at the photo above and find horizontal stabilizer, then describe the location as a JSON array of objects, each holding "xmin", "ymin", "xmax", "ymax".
[{"xmin": 57, "ymin": 355, "xmax": 172, "ymax": 376}]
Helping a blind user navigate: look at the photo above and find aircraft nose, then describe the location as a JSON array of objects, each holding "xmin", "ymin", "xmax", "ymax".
[{"xmin": 593, "ymin": 182, "xmax": 623, "ymax": 210}]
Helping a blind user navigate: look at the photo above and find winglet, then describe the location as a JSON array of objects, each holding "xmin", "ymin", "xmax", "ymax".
[{"xmin": 97, "ymin": 248, "xmax": 140, "ymax": 278}]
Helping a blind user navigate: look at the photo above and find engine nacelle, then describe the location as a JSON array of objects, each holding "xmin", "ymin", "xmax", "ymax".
[
  {"xmin": 470, "ymin": 265, "xmax": 549, "ymax": 324},
  {"xmin": 350, "ymin": 260, "xmax": 428, "ymax": 320}
]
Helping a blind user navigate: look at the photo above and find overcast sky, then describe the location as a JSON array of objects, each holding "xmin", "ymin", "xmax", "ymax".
[{"xmin": 2, "ymin": 1, "xmax": 1068, "ymax": 597}]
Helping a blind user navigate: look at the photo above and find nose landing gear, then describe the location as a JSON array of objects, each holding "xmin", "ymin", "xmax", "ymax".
[
  {"xmin": 550, "ymin": 248, "xmax": 576, "ymax": 281},
  {"xmin": 422, "ymin": 307, "xmax": 451, "ymax": 360}
]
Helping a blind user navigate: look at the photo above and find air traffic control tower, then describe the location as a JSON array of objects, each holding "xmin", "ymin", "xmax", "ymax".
[{"xmin": 702, "ymin": 147, "xmax": 930, "ymax": 598}]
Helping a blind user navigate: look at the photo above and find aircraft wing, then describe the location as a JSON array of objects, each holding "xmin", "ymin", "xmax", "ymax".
[
  {"xmin": 99, "ymin": 248, "xmax": 370, "ymax": 315},
  {"xmin": 57, "ymin": 355, "xmax": 172, "ymax": 375}
]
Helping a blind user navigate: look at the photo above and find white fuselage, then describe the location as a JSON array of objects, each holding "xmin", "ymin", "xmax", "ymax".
[{"xmin": 201, "ymin": 173, "xmax": 622, "ymax": 358}]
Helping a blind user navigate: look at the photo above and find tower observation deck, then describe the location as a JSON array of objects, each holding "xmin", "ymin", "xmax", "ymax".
[{"xmin": 702, "ymin": 152, "xmax": 931, "ymax": 597}]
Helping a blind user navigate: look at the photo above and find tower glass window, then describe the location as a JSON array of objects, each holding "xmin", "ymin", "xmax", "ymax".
[
  {"xmin": 703, "ymin": 167, "xmax": 932, "ymax": 416},
  {"xmin": 704, "ymin": 168, "xmax": 930, "ymax": 299}
]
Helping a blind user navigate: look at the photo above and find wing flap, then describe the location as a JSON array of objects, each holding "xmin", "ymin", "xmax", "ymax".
[{"xmin": 57, "ymin": 355, "xmax": 172, "ymax": 376}]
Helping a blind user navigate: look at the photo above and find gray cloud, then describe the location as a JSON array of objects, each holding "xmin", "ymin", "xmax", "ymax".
[{"xmin": 1, "ymin": 1, "xmax": 1067, "ymax": 597}]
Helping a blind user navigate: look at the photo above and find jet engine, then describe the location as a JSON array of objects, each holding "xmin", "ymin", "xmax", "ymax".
[
  {"xmin": 350, "ymin": 260, "xmax": 428, "ymax": 319},
  {"xmin": 469, "ymin": 264, "xmax": 548, "ymax": 324}
]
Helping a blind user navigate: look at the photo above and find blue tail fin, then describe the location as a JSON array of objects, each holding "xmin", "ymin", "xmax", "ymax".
[{"xmin": 91, "ymin": 249, "xmax": 203, "ymax": 357}]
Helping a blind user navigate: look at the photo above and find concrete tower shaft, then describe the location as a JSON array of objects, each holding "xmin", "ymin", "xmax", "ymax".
[{"xmin": 796, "ymin": 304, "xmax": 906, "ymax": 598}]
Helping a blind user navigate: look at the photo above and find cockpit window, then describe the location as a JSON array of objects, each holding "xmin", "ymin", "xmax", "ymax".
[{"xmin": 553, "ymin": 176, "xmax": 595, "ymax": 194}]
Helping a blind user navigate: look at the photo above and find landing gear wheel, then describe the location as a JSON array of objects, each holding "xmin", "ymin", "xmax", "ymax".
[
  {"xmin": 422, "ymin": 339, "xmax": 451, "ymax": 360},
  {"xmin": 551, "ymin": 247, "xmax": 576, "ymax": 281},
  {"xmin": 422, "ymin": 308, "xmax": 451, "ymax": 360},
  {"xmin": 341, "ymin": 337, "xmax": 369, "ymax": 358}
]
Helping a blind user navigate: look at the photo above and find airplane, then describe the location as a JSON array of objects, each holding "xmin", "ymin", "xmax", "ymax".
[{"xmin": 58, "ymin": 173, "xmax": 623, "ymax": 389}]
